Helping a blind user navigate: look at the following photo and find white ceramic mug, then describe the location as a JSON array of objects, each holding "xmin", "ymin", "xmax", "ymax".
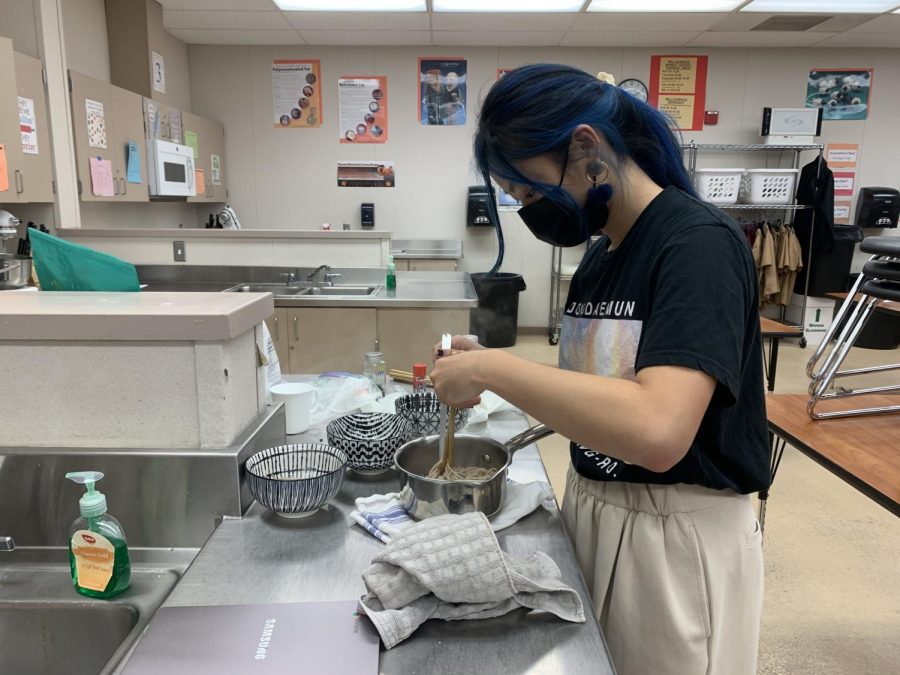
[{"xmin": 270, "ymin": 382, "xmax": 318, "ymax": 435}]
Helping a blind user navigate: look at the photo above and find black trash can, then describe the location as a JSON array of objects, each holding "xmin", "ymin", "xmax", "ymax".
[
  {"xmin": 794, "ymin": 225, "xmax": 863, "ymax": 296},
  {"xmin": 469, "ymin": 272, "xmax": 526, "ymax": 348}
]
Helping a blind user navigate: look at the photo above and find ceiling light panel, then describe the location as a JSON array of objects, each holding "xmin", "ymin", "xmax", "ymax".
[
  {"xmin": 741, "ymin": 0, "xmax": 900, "ymax": 12},
  {"xmin": 434, "ymin": 0, "xmax": 584, "ymax": 11},
  {"xmin": 587, "ymin": 0, "xmax": 743, "ymax": 11},
  {"xmin": 274, "ymin": 0, "xmax": 426, "ymax": 10}
]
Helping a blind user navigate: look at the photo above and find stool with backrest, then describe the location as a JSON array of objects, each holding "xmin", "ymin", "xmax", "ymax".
[{"xmin": 806, "ymin": 236, "xmax": 900, "ymax": 419}]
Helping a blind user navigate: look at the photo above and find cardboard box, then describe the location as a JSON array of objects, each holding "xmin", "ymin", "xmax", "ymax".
[{"xmin": 785, "ymin": 294, "xmax": 835, "ymax": 345}]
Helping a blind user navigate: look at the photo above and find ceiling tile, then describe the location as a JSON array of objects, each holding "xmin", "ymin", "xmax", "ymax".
[
  {"xmin": 299, "ymin": 30, "xmax": 432, "ymax": 45},
  {"xmin": 158, "ymin": 0, "xmax": 278, "ymax": 10},
  {"xmin": 168, "ymin": 28, "xmax": 305, "ymax": 44},
  {"xmin": 432, "ymin": 30, "xmax": 565, "ymax": 46},
  {"xmin": 849, "ymin": 15, "xmax": 900, "ymax": 32},
  {"xmin": 809, "ymin": 13, "xmax": 882, "ymax": 32},
  {"xmin": 813, "ymin": 31, "xmax": 900, "ymax": 48},
  {"xmin": 431, "ymin": 12, "xmax": 576, "ymax": 31},
  {"xmin": 282, "ymin": 11, "xmax": 430, "ymax": 30},
  {"xmin": 572, "ymin": 12, "xmax": 727, "ymax": 32},
  {"xmin": 687, "ymin": 30, "xmax": 837, "ymax": 47},
  {"xmin": 163, "ymin": 10, "xmax": 291, "ymax": 30},
  {"xmin": 560, "ymin": 31, "xmax": 701, "ymax": 47}
]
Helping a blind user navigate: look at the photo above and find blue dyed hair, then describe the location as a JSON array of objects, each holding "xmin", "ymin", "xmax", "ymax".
[{"xmin": 475, "ymin": 64, "xmax": 694, "ymax": 270}]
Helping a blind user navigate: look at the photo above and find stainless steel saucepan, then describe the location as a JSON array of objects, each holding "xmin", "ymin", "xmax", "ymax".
[{"xmin": 394, "ymin": 424, "xmax": 554, "ymax": 520}]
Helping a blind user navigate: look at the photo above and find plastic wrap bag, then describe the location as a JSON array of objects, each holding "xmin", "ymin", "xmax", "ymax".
[{"xmin": 308, "ymin": 373, "xmax": 382, "ymax": 427}]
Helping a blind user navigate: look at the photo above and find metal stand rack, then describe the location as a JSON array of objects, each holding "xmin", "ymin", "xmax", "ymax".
[
  {"xmin": 548, "ymin": 237, "xmax": 598, "ymax": 346},
  {"xmin": 683, "ymin": 142, "xmax": 826, "ymax": 348}
]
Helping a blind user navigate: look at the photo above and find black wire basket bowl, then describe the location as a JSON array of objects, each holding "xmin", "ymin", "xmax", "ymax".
[
  {"xmin": 245, "ymin": 443, "xmax": 347, "ymax": 518},
  {"xmin": 395, "ymin": 392, "xmax": 470, "ymax": 438},
  {"xmin": 326, "ymin": 412, "xmax": 416, "ymax": 475}
]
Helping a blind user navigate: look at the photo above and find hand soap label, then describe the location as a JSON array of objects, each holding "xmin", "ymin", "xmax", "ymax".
[{"xmin": 71, "ymin": 530, "xmax": 115, "ymax": 591}]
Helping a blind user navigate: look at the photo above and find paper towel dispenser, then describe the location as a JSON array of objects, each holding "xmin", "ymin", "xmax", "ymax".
[
  {"xmin": 467, "ymin": 185, "xmax": 495, "ymax": 227},
  {"xmin": 855, "ymin": 187, "xmax": 899, "ymax": 229}
]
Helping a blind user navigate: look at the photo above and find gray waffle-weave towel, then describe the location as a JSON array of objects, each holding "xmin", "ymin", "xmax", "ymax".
[{"xmin": 358, "ymin": 512, "xmax": 585, "ymax": 649}]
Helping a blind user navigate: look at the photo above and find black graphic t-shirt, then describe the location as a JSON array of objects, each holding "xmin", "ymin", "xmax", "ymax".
[{"xmin": 560, "ymin": 186, "xmax": 771, "ymax": 494}]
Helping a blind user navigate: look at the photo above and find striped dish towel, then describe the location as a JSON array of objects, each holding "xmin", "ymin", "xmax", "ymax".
[{"xmin": 349, "ymin": 481, "xmax": 555, "ymax": 545}]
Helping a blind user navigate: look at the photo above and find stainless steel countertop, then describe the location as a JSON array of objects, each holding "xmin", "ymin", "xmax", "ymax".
[
  {"xmin": 156, "ymin": 411, "xmax": 614, "ymax": 674},
  {"xmin": 137, "ymin": 266, "xmax": 478, "ymax": 309}
]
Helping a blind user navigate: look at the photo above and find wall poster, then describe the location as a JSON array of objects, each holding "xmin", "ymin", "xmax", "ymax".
[
  {"xmin": 648, "ymin": 55, "xmax": 708, "ymax": 131},
  {"xmin": 826, "ymin": 143, "xmax": 859, "ymax": 223},
  {"xmin": 85, "ymin": 98, "xmax": 107, "ymax": 149},
  {"xmin": 337, "ymin": 161, "xmax": 395, "ymax": 188},
  {"xmin": 806, "ymin": 69, "xmax": 872, "ymax": 121},
  {"xmin": 273, "ymin": 60, "xmax": 322, "ymax": 128},
  {"xmin": 418, "ymin": 57, "xmax": 466, "ymax": 126},
  {"xmin": 338, "ymin": 76, "xmax": 387, "ymax": 143},
  {"xmin": 17, "ymin": 96, "xmax": 38, "ymax": 155}
]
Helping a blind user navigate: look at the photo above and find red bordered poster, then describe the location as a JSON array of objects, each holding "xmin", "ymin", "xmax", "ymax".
[{"xmin": 648, "ymin": 55, "xmax": 708, "ymax": 132}]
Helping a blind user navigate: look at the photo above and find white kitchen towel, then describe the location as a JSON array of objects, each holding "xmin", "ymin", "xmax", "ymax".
[
  {"xmin": 349, "ymin": 481, "xmax": 555, "ymax": 545},
  {"xmin": 357, "ymin": 512, "xmax": 585, "ymax": 649},
  {"xmin": 466, "ymin": 390, "xmax": 519, "ymax": 425}
]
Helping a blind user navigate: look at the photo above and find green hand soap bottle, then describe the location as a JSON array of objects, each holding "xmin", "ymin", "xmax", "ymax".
[{"xmin": 66, "ymin": 471, "xmax": 131, "ymax": 599}]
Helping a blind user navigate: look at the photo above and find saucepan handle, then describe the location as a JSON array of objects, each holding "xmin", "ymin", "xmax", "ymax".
[{"xmin": 503, "ymin": 423, "xmax": 554, "ymax": 455}]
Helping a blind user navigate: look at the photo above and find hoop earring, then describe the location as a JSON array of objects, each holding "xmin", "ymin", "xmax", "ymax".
[{"xmin": 586, "ymin": 159, "xmax": 610, "ymax": 186}]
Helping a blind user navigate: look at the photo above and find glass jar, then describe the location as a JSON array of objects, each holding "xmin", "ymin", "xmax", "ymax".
[{"xmin": 364, "ymin": 351, "xmax": 386, "ymax": 393}]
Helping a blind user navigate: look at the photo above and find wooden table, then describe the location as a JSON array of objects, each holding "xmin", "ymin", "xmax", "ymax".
[
  {"xmin": 763, "ymin": 394, "xmax": 900, "ymax": 528},
  {"xmin": 827, "ymin": 292, "xmax": 900, "ymax": 317},
  {"xmin": 760, "ymin": 316, "xmax": 804, "ymax": 392}
]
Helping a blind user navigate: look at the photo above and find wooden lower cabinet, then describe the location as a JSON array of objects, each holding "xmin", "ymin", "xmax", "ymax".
[
  {"xmin": 286, "ymin": 307, "xmax": 378, "ymax": 373},
  {"xmin": 277, "ymin": 306, "xmax": 469, "ymax": 375},
  {"xmin": 376, "ymin": 308, "xmax": 468, "ymax": 372},
  {"xmin": 264, "ymin": 308, "xmax": 289, "ymax": 368}
]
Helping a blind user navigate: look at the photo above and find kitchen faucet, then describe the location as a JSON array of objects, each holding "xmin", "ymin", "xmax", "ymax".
[
  {"xmin": 307, "ymin": 265, "xmax": 341, "ymax": 285},
  {"xmin": 0, "ymin": 536, "xmax": 14, "ymax": 552}
]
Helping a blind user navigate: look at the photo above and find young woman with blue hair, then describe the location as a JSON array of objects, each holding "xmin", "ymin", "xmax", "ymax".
[{"xmin": 430, "ymin": 64, "xmax": 769, "ymax": 674}]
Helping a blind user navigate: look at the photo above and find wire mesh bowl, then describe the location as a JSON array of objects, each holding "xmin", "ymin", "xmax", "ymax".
[
  {"xmin": 245, "ymin": 443, "xmax": 347, "ymax": 518},
  {"xmin": 326, "ymin": 412, "xmax": 416, "ymax": 475},
  {"xmin": 395, "ymin": 392, "xmax": 470, "ymax": 438}
]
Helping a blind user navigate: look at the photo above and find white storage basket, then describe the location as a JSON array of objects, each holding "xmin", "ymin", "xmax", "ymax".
[
  {"xmin": 741, "ymin": 168, "xmax": 799, "ymax": 205},
  {"xmin": 693, "ymin": 168, "xmax": 744, "ymax": 205}
]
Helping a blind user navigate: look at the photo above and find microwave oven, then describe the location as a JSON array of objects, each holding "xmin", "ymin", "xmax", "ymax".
[{"xmin": 148, "ymin": 139, "xmax": 196, "ymax": 197}]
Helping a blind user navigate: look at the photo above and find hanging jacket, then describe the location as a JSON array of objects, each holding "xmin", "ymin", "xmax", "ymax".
[{"xmin": 793, "ymin": 157, "xmax": 835, "ymax": 256}]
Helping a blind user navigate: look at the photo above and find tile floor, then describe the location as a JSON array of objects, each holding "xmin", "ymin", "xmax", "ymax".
[{"xmin": 505, "ymin": 332, "xmax": 899, "ymax": 675}]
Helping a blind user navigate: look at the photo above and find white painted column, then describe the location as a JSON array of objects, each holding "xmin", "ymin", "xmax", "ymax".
[{"xmin": 35, "ymin": 0, "xmax": 80, "ymax": 228}]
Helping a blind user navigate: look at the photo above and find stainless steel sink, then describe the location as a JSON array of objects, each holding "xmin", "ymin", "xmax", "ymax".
[
  {"xmin": 299, "ymin": 285, "xmax": 379, "ymax": 296},
  {"xmin": 1, "ymin": 603, "xmax": 138, "ymax": 675},
  {"xmin": 224, "ymin": 283, "xmax": 307, "ymax": 295},
  {"xmin": 1, "ymin": 556, "xmax": 183, "ymax": 675}
]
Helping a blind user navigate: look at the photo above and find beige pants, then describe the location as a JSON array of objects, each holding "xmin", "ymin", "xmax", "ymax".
[{"xmin": 562, "ymin": 468, "xmax": 764, "ymax": 675}]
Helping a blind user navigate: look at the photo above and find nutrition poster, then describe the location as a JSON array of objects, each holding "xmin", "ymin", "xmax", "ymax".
[
  {"xmin": 806, "ymin": 69, "xmax": 872, "ymax": 121},
  {"xmin": 418, "ymin": 57, "xmax": 467, "ymax": 126},
  {"xmin": 85, "ymin": 98, "xmax": 107, "ymax": 149},
  {"xmin": 648, "ymin": 55, "xmax": 708, "ymax": 131},
  {"xmin": 273, "ymin": 59, "xmax": 322, "ymax": 128},
  {"xmin": 17, "ymin": 96, "xmax": 38, "ymax": 155},
  {"xmin": 338, "ymin": 76, "xmax": 388, "ymax": 143},
  {"xmin": 151, "ymin": 50, "xmax": 166, "ymax": 94},
  {"xmin": 337, "ymin": 161, "xmax": 395, "ymax": 188}
]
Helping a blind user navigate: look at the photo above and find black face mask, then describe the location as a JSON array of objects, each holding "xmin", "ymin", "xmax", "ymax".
[{"xmin": 516, "ymin": 150, "xmax": 610, "ymax": 247}]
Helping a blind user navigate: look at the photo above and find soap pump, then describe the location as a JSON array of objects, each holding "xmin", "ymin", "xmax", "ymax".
[
  {"xmin": 66, "ymin": 471, "xmax": 131, "ymax": 599},
  {"xmin": 386, "ymin": 255, "xmax": 397, "ymax": 290}
]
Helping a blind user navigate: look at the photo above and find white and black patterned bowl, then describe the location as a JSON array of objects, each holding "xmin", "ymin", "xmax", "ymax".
[
  {"xmin": 245, "ymin": 443, "xmax": 347, "ymax": 518},
  {"xmin": 326, "ymin": 412, "xmax": 415, "ymax": 474},
  {"xmin": 395, "ymin": 392, "xmax": 470, "ymax": 438}
]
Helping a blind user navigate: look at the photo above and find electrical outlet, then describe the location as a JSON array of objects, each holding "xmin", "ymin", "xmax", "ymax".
[{"xmin": 173, "ymin": 240, "xmax": 186, "ymax": 262}]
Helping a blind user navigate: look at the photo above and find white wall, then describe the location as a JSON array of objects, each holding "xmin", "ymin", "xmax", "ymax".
[{"xmin": 187, "ymin": 44, "xmax": 900, "ymax": 327}]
